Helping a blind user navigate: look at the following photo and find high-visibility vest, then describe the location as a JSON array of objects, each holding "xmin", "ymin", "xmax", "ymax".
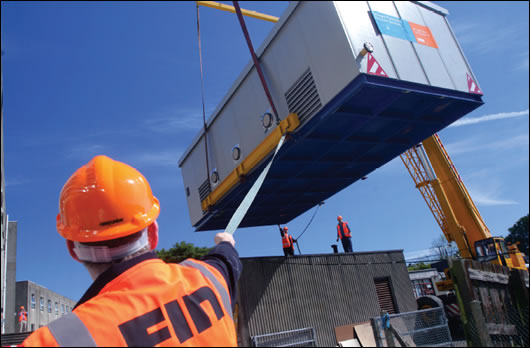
[
  {"xmin": 337, "ymin": 222, "xmax": 352, "ymax": 240},
  {"xmin": 20, "ymin": 258, "xmax": 236, "ymax": 347},
  {"xmin": 19, "ymin": 311, "xmax": 27, "ymax": 322},
  {"xmin": 282, "ymin": 233, "xmax": 293, "ymax": 248}
]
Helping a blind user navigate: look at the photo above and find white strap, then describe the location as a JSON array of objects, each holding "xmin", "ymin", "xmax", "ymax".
[{"xmin": 224, "ymin": 135, "xmax": 286, "ymax": 235}]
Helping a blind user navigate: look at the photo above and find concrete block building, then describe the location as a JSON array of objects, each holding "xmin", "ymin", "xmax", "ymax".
[{"xmin": 13, "ymin": 280, "xmax": 76, "ymax": 333}]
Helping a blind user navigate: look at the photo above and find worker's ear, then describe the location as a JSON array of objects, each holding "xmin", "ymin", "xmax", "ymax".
[
  {"xmin": 66, "ymin": 240, "xmax": 81, "ymax": 263},
  {"xmin": 147, "ymin": 221, "xmax": 159, "ymax": 250}
]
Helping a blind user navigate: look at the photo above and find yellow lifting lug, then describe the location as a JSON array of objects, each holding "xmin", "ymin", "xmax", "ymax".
[{"xmin": 201, "ymin": 113, "xmax": 300, "ymax": 212}]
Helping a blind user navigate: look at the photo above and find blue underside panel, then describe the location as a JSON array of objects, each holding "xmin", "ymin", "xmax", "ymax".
[{"xmin": 195, "ymin": 74, "xmax": 483, "ymax": 231}]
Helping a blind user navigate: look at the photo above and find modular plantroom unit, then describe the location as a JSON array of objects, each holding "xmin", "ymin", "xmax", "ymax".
[
  {"xmin": 235, "ymin": 250, "xmax": 418, "ymax": 347},
  {"xmin": 178, "ymin": 1, "xmax": 484, "ymax": 231}
]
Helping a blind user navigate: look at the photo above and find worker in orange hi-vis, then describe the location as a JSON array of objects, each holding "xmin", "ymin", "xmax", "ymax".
[
  {"xmin": 18, "ymin": 306, "xmax": 28, "ymax": 333},
  {"xmin": 20, "ymin": 155, "xmax": 241, "ymax": 347},
  {"xmin": 336, "ymin": 215, "xmax": 353, "ymax": 253},
  {"xmin": 279, "ymin": 225, "xmax": 295, "ymax": 256}
]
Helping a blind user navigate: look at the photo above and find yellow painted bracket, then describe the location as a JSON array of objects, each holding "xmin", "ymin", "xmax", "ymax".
[
  {"xmin": 196, "ymin": 1, "xmax": 279, "ymax": 23},
  {"xmin": 201, "ymin": 113, "xmax": 300, "ymax": 212}
]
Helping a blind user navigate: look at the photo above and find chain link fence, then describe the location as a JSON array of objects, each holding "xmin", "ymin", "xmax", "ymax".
[
  {"xmin": 372, "ymin": 307, "xmax": 453, "ymax": 347},
  {"xmin": 251, "ymin": 327, "xmax": 317, "ymax": 347},
  {"xmin": 466, "ymin": 305, "xmax": 528, "ymax": 347}
]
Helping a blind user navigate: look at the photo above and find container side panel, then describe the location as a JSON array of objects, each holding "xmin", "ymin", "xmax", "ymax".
[
  {"xmin": 335, "ymin": 1, "xmax": 398, "ymax": 79},
  {"xmin": 394, "ymin": 1, "xmax": 455, "ymax": 89},
  {"xmin": 367, "ymin": 1, "xmax": 429, "ymax": 84},
  {"xmin": 418, "ymin": 6, "xmax": 476, "ymax": 93}
]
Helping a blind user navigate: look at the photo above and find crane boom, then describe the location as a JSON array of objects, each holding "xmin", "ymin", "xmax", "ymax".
[{"xmin": 401, "ymin": 134, "xmax": 527, "ymax": 270}]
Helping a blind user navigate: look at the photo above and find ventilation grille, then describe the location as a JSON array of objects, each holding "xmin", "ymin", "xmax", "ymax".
[
  {"xmin": 374, "ymin": 278, "xmax": 397, "ymax": 314},
  {"xmin": 198, "ymin": 179, "xmax": 212, "ymax": 202},
  {"xmin": 285, "ymin": 68, "xmax": 322, "ymax": 123}
]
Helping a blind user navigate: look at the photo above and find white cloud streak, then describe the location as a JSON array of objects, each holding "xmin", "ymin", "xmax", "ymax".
[
  {"xmin": 449, "ymin": 109, "xmax": 529, "ymax": 127},
  {"xmin": 144, "ymin": 105, "xmax": 214, "ymax": 133},
  {"xmin": 444, "ymin": 134, "xmax": 529, "ymax": 155}
]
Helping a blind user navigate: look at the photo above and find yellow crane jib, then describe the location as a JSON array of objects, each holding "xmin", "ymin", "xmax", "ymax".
[
  {"xmin": 196, "ymin": 1, "xmax": 280, "ymax": 23},
  {"xmin": 201, "ymin": 113, "xmax": 300, "ymax": 212}
]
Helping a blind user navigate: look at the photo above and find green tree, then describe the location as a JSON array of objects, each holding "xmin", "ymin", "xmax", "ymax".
[
  {"xmin": 407, "ymin": 262, "xmax": 432, "ymax": 271},
  {"xmin": 505, "ymin": 214, "xmax": 529, "ymax": 256},
  {"xmin": 156, "ymin": 241, "xmax": 210, "ymax": 264}
]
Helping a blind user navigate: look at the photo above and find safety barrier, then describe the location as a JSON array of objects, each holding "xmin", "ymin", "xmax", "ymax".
[{"xmin": 372, "ymin": 307, "xmax": 453, "ymax": 347}]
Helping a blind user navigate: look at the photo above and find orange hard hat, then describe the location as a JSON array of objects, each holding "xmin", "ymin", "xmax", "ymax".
[
  {"xmin": 20, "ymin": 306, "xmax": 24, "ymax": 309},
  {"xmin": 283, "ymin": 226, "xmax": 288, "ymax": 231},
  {"xmin": 56, "ymin": 155, "xmax": 160, "ymax": 243},
  {"xmin": 337, "ymin": 215, "xmax": 343, "ymax": 221}
]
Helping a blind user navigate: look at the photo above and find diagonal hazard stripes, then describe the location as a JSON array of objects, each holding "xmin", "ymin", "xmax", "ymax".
[
  {"xmin": 466, "ymin": 73, "xmax": 483, "ymax": 95},
  {"xmin": 367, "ymin": 53, "xmax": 388, "ymax": 77}
]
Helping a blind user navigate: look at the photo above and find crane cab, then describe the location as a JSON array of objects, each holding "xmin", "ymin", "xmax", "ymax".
[{"xmin": 474, "ymin": 237, "xmax": 527, "ymax": 270}]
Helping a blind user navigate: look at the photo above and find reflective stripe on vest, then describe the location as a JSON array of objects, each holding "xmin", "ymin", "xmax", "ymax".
[
  {"xmin": 337, "ymin": 222, "xmax": 351, "ymax": 239},
  {"xmin": 282, "ymin": 234, "xmax": 292, "ymax": 248},
  {"xmin": 180, "ymin": 260, "xmax": 233, "ymax": 321},
  {"xmin": 47, "ymin": 312, "xmax": 97, "ymax": 347}
]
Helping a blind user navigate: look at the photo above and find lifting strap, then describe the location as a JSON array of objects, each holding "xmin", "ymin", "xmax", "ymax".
[
  {"xmin": 196, "ymin": 4, "xmax": 211, "ymax": 186},
  {"xmin": 224, "ymin": 134, "xmax": 286, "ymax": 235}
]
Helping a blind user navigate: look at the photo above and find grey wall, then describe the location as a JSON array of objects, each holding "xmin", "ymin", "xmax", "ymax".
[
  {"xmin": 15, "ymin": 281, "xmax": 76, "ymax": 333},
  {"xmin": 237, "ymin": 250, "xmax": 417, "ymax": 347}
]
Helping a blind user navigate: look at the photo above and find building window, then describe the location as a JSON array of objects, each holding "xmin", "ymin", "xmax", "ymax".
[
  {"xmin": 31, "ymin": 294, "xmax": 36, "ymax": 309},
  {"xmin": 66, "ymin": 305, "xmax": 69, "ymax": 313},
  {"xmin": 40, "ymin": 297, "xmax": 44, "ymax": 311},
  {"xmin": 55, "ymin": 302, "xmax": 59, "ymax": 315},
  {"xmin": 47, "ymin": 299, "xmax": 52, "ymax": 313},
  {"xmin": 61, "ymin": 304, "xmax": 65, "ymax": 315},
  {"xmin": 411, "ymin": 278, "xmax": 435, "ymax": 298},
  {"xmin": 31, "ymin": 323, "xmax": 35, "ymax": 331}
]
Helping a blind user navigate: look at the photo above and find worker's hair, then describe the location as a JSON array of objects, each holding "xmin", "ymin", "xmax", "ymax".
[{"xmin": 78, "ymin": 230, "xmax": 151, "ymax": 277}]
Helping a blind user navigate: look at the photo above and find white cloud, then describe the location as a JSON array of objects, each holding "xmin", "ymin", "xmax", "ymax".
[
  {"xmin": 444, "ymin": 134, "xmax": 529, "ymax": 155},
  {"xmin": 144, "ymin": 105, "xmax": 213, "ymax": 133},
  {"xmin": 466, "ymin": 188, "xmax": 518, "ymax": 206},
  {"xmin": 449, "ymin": 109, "xmax": 529, "ymax": 127},
  {"xmin": 131, "ymin": 150, "xmax": 182, "ymax": 168}
]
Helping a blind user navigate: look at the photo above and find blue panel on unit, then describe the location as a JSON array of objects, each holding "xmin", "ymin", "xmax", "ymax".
[{"xmin": 195, "ymin": 73, "xmax": 483, "ymax": 231}]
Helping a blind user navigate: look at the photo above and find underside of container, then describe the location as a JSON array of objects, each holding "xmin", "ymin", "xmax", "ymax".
[{"xmin": 195, "ymin": 73, "xmax": 483, "ymax": 231}]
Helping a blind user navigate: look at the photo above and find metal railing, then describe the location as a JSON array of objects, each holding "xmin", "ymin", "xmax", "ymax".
[
  {"xmin": 373, "ymin": 308, "xmax": 453, "ymax": 347},
  {"xmin": 252, "ymin": 327, "xmax": 317, "ymax": 347}
]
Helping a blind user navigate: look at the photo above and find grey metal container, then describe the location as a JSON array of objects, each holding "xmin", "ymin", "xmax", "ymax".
[{"xmin": 178, "ymin": 1, "xmax": 483, "ymax": 231}]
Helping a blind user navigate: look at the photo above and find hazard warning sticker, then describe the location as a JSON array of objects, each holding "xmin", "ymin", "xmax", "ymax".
[
  {"xmin": 466, "ymin": 73, "xmax": 483, "ymax": 95},
  {"xmin": 367, "ymin": 53, "xmax": 387, "ymax": 77}
]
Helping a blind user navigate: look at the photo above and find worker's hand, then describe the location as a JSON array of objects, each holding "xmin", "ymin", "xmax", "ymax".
[
  {"xmin": 336, "ymin": 238, "xmax": 339, "ymax": 242},
  {"xmin": 214, "ymin": 232, "xmax": 235, "ymax": 248}
]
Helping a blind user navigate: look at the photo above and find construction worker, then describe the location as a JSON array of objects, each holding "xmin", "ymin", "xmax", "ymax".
[
  {"xmin": 18, "ymin": 305, "xmax": 28, "ymax": 333},
  {"xmin": 279, "ymin": 226, "xmax": 295, "ymax": 256},
  {"xmin": 20, "ymin": 155, "xmax": 241, "ymax": 347},
  {"xmin": 336, "ymin": 215, "xmax": 353, "ymax": 253}
]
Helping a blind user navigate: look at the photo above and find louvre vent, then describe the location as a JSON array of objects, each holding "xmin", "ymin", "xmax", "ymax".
[
  {"xmin": 198, "ymin": 179, "xmax": 212, "ymax": 202},
  {"xmin": 374, "ymin": 278, "xmax": 397, "ymax": 314},
  {"xmin": 285, "ymin": 68, "xmax": 322, "ymax": 123}
]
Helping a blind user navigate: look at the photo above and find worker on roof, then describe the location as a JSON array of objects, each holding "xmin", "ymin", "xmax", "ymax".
[
  {"xmin": 20, "ymin": 155, "xmax": 241, "ymax": 347},
  {"xmin": 336, "ymin": 216, "xmax": 353, "ymax": 253},
  {"xmin": 18, "ymin": 305, "xmax": 28, "ymax": 333},
  {"xmin": 279, "ymin": 226, "xmax": 295, "ymax": 256}
]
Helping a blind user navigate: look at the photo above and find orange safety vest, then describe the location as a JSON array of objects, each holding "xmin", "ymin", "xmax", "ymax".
[
  {"xmin": 282, "ymin": 233, "xmax": 293, "ymax": 248},
  {"xmin": 19, "ymin": 310, "xmax": 27, "ymax": 322},
  {"xmin": 20, "ymin": 258, "xmax": 236, "ymax": 347},
  {"xmin": 337, "ymin": 222, "xmax": 352, "ymax": 240}
]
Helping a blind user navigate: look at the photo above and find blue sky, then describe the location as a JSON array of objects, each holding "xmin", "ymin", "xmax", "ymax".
[{"xmin": 2, "ymin": 1, "xmax": 528, "ymax": 302}]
